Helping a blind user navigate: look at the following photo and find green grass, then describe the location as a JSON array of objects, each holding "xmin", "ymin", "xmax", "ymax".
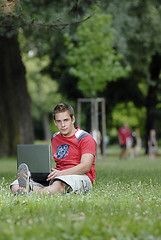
[{"xmin": 1, "ymin": 148, "xmax": 161, "ymax": 240}]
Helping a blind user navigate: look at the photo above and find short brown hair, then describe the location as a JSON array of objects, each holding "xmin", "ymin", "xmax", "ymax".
[{"xmin": 52, "ymin": 103, "xmax": 74, "ymax": 120}]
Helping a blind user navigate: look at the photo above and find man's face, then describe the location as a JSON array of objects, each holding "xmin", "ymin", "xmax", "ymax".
[{"xmin": 54, "ymin": 111, "xmax": 75, "ymax": 137}]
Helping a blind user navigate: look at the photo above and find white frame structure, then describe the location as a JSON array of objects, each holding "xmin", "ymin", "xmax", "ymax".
[{"xmin": 77, "ymin": 98, "xmax": 106, "ymax": 157}]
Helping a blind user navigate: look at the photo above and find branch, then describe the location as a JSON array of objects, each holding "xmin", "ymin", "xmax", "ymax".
[
  {"xmin": 0, "ymin": 11, "xmax": 96, "ymax": 31},
  {"xmin": 0, "ymin": 0, "xmax": 19, "ymax": 14}
]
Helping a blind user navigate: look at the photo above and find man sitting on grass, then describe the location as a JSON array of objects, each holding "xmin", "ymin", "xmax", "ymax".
[{"xmin": 10, "ymin": 103, "xmax": 97, "ymax": 195}]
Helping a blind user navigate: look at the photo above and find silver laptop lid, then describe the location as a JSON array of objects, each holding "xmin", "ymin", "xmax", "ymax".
[{"xmin": 17, "ymin": 144, "xmax": 51, "ymax": 173}]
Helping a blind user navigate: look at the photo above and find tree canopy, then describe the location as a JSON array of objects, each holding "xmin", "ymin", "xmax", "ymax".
[{"xmin": 65, "ymin": 10, "xmax": 131, "ymax": 97}]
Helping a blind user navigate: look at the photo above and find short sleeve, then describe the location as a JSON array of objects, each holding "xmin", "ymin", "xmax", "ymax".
[{"xmin": 79, "ymin": 134, "xmax": 97, "ymax": 156}]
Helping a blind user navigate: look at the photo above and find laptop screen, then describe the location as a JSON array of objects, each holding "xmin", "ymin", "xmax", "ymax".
[{"xmin": 17, "ymin": 144, "xmax": 51, "ymax": 174}]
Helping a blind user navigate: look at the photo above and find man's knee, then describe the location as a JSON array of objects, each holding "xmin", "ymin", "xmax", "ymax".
[
  {"xmin": 10, "ymin": 184, "xmax": 19, "ymax": 193},
  {"xmin": 50, "ymin": 180, "xmax": 67, "ymax": 194}
]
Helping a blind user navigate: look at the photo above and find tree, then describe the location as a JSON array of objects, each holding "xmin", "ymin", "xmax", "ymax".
[
  {"xmin": 0, "ymin": 0, "xmax": 96, "ymax": 156},
  {"xmin": 65, "ymin": 11, "xmax": 131, "ymax": 97},
  {"xmin": 99, "ymin": 0, "xmax": 161, "ymax": 147}
]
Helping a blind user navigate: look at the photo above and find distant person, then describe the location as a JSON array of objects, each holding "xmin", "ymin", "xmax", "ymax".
[
  {"xmin": 148, "ymin": 129, "xmax": 158, "ymax": 160},
  {"xmin": 91, "ymin": 129, "xmax": 102, "ymax": 156},
  {"xmin": 118, "ymin": 123, "xmax": 131, "ymax": 159},
  {"xmin": 135, "ymin": 128, "xmax": 142, "ymax": 156},
  {"xmin": 10, "ymin": 103, "xmax": 97, "ymax": 195},
  {"xmin": 130, "ymin": 130, "xmax": 137, "ymax": 158}
]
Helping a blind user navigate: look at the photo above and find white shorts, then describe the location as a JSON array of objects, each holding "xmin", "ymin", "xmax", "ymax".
[
  {"xmin": 53, "ymin": 175, "xmax": 92, "ymax": 193},
  {"xmin": 10, "ymin": 174, "xmax": 92, "ymax": 194}
]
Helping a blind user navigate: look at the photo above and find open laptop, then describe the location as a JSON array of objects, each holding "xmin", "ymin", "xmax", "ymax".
[{"xmin": 17, "ymin": 144, "xmax": 51, "ymax": 186}]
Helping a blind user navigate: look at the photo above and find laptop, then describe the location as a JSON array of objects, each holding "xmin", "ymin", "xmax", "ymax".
[{"xmin": 17, "ymin": 144, "xmax": 51, "ymax": 186}]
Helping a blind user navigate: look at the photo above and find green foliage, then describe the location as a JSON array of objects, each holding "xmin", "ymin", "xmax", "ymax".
[
  {"xmin": 1, "ymin": 151, "xmax": 161, "ymax": 239},
  {"xmin": 0, "ymin": 0, "xmax": 97, "ymax": 37},
  {"xmin": 23, "ymin": 54, "xmax": 62, "ymax": 119},
  {"xmin": 65, "ymin": 11, "xmax": 131, "ymax": 97},
  {"xmin": 109, "ymin": 101, "xmax": 146, "ymax": 139},
  {"xmin": 104, "ymin": 0, "xmax": 161, "ymax": 87},
  {"xmin": 112, "ymin": 101, "xmax": 146, "ymax": 128}
]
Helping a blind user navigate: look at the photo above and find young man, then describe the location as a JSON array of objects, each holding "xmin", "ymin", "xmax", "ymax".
[{"xmin": 11, "ymin": 103, "xmax": 97, "ymax": 195}]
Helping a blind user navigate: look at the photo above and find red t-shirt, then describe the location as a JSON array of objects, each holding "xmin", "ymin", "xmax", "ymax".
[
  {"xmin": 118, "ymin": 127, "xmax": 131, "ymax": 144},
  {"xmin": 51, "ymin": 127, "xmax": 97, "ymax": 184}
]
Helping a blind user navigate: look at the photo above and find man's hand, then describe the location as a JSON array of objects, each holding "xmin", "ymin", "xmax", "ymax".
[
  {"xmin": 47, "ymin": 168, "xmax": 63, "ymax": 181},
  {"xmin": 46, "ymin": 153, "xmax": 94, "ymax": 181}
]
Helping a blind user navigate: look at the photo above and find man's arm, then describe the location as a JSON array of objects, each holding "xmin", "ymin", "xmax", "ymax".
[{"xmin": 47, "ymin": 153, "xmax": 94, "ymax": 181}]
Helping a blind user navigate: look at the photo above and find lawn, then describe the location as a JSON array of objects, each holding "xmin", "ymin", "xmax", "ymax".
[{"xmin": 0, "ymin": 146, "xmax": 161, "ymax": 240}]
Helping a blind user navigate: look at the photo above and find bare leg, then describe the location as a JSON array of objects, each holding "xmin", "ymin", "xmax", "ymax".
[
  {"xmin": 11, "ymin": 180, "xmax": 68, "ymax": 195},
  {"xmin": 120, "ymin": 148, "xmax": 126, "ymax": 159},
  {"xmin": 33, "ymin": 180, "xmax": 67, "ymax": 195}
]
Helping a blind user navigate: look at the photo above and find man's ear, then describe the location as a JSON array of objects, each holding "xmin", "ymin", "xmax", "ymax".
[
  {"xmin": 72, "ymin": 116, "xmax": 75, "ymax": 124},
  {"xmin": 54, "ymin": 120, "xmax": 57, "ymax": 126}
]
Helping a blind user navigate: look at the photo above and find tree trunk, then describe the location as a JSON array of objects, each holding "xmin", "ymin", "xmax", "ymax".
[
  {"xmin": 0, "ymin": 34, "xmax": 34, "ymax": 156},
  {"xmin": 42, "ymin": 112, "xmax": 51, "ymax": 142}
]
